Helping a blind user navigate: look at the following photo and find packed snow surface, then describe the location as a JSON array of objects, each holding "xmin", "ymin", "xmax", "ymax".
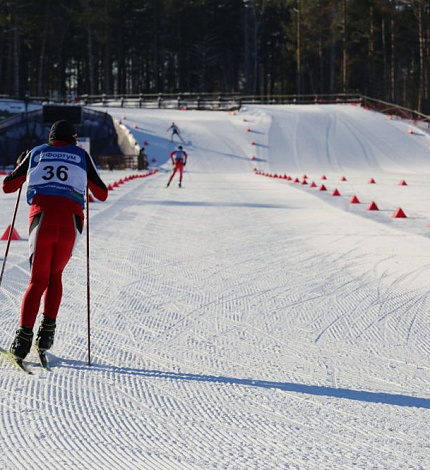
[{"xmin": 1, "ymin": 104, "xmax": 430, "ymax": 469}]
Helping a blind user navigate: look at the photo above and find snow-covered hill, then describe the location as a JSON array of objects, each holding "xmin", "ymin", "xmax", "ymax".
[{"xmin": 1, "ymin": 104, "xmax": 430, "ymax": 469}]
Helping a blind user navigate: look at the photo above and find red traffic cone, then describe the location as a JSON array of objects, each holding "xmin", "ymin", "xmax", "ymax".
[
  {"xmin": 332, "ymin": 188, "xmax": 341, "ymax": 196},
  {"xmin": 392, "ymin": 207, "xmax": 407, "ymax": 218},
  {"xmin": 319, "ymin": 184, "xmax": 327, "ymax": 191},
  {"xmin": 321, "ymin": 175, "xmax": 327, "ymax": 180},
  {"xmin": 340, "ymin": 176, "xmax": 347, "ymax": 181},
  {"xmin": 367, "ymin": 201, "xmax": 379, "ymax": 211},
  {"xmin": 310, "ymin": 181, "xmax": 317, "ymax": 188},
  {"xmin": 398, "ymin": 180, "xmax": 407, "ymax": 186},
  {"xmin": 1, "ymin": 225, "xmax": 21, "ymax": 241},
  {"xmin": 367, "ymin": 177, "xmax": 376, "ymax": 184},
  {"xmin": 350, "ymin": 195, "xmax": 360, "ymax": 204}
]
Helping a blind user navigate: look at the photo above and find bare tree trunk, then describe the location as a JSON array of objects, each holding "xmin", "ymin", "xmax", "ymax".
[
  {"xmin": 390, "ymin": 16, "xmax": 395, "ymax": 103},
  {"xmin": 368, "ymin": 5, "xmax": 374, "ymax": 95},
  {"xmin": 37, "ymin": 5, "xmax": 49, "ymax": 97},
  {"xmin": 0, "ymin": 29, "xmax": 4, "ymax": 92},
  {"xmin": 244, "ymin": 4, "xmax": 250, "ymax": 93},
  {"xmin": 341, "ymin": 0, "xmax": 347, "ymax": 94},
  {"xmin": 296, "ymin": 0, "xmax": 302, "ymax": 95},
  {"xmin": 103, "ymin": 1, "xmax": 111, "ymax": 94},
  {"xmin": 318, "ymin": 37, "xmax": 324, "ymax": 93},
  {"xmin": 88, "ymin": 27, "xmax": 95, "ymax": 96},
  {"xmin": 416, "ymin": 0, "xmax": 425, "ymax": 112},
  {"xmin": 329, "ymin": 1, "xmax": 337, "ymax": 94},
  {"xmin": 13, "ymin": 18, "xmax": 20, "ymax": 96},
  {"xmin": 381, "ymin": 18, "xmax": 387, "ymax": 99}
]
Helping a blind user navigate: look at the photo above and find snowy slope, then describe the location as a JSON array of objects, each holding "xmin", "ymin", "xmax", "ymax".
[{"xmin": 1, "ymin": 104, "xmax": 430, "ymax": 469}]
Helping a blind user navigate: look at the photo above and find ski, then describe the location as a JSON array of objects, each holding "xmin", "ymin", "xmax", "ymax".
[{"xmin": 0, "ymin": 348, "xmax": 33, "ymax": 374}]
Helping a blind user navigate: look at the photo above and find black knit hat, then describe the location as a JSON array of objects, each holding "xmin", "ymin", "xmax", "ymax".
[{"xmin": 49, "ymin": 120, "xmax": 77, "ymax": 144}]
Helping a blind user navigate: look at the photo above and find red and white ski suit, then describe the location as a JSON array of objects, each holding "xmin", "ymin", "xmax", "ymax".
[
  {"xmin": 167, "ymin": 149, "xmax": 188, "ymax": 185},
  {"xmin": 2, "ymin": 141, "xmax": 108, "ymax": 328}
]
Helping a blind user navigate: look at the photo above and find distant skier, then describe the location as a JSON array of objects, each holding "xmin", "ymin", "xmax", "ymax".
[
  {"xmin": 2, "ymin": 120, "xmax": 108, "ymax": 364},
  {"xmin": 167, "ymin": 122, "xmax": 185, "ymax": 143},
  {"xmin": 166, "ymin": 145, "xmax": 188, "ymax": 188}
]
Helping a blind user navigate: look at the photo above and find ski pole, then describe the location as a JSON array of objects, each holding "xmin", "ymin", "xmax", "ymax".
[
  {"xmin": 86, "ymin": 186, "xmax": 91, "ymax": 366},
  {"xmin": 0, "ymin": 186, "xmax": 22, "ymax": 292}
]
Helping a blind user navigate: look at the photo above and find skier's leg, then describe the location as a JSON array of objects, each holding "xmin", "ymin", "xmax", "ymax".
[
  {"xmin": 37, "ymin": 216, "xmax": 77, "ymax": 352},
  {"xmin": 10, "ymin": 214, "xmax": 53, "ymax": 359},
  {"xmin": 19, "ymin": 214, "xmax": 55, "ymax": 329},
  {"xmin": 178, "ymin": 163, "xmax": 184, "ymax": 186},
  {"xmin": 167, "ymin": 166, "xmax": 178, "ymax": 186},
  {"xmin": 43, "ymin": 223, "xmax": 77, "ymax": 320}
]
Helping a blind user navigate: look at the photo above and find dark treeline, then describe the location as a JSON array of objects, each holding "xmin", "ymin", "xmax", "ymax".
[{"xmin": 0, "ymin": 0, "xmax": 428, "ymax": 112}]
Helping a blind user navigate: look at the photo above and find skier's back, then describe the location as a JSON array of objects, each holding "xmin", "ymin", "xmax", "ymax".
[{"xmin": 166, "ymin": 145, "xmax": 188, "ymax": 188}]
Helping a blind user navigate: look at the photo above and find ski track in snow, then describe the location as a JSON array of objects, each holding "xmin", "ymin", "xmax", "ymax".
[{"xmin": 1, "ymin": 104, "xmax": 430, "ymax": 469}]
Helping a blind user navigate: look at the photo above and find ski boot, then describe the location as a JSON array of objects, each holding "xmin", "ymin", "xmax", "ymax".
[
  {"xmin": 9, "ymin": 326, "xmax": 33, "ymax": 360},
  {"xmin": 178, "ymin": 181, "xmax": 182, "ymax": 188},
  {"xmin": 35, "ymin": 317, "xmax": 56, "ymax": 369},
  {"xmin": 36, "ymin": 317, "xmax": 56, "ymax": 352}
]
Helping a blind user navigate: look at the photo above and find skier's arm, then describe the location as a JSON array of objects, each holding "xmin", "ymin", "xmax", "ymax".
[
  {"xmin": 170, "ymin": 151, "xmax": 175, "ymax": 164},
  {"xmin": 85, "ymin": 152, "xmax": 108, "ymax": 201},
  {"xmin": 184, "ymin": 151, "xmax": 188, "ymax": 166},
  {"xmin": 2, "ymin": 150, "xmax": 31, "ymax": 193}
]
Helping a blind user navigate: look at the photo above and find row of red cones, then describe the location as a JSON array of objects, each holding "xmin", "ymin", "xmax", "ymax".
[
  {"xmin": 254, "ymin": 170, "xmax": 415, "ymax": 220},
  {"xmin": 255, "ymin": 171, "xmax": 408, "ymax": 186},
  {"xmin": 101, "ymin": 170, "xmax": 159, "ymax": 198}
]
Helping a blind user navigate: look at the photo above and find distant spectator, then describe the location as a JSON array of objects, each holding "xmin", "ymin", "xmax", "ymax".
[{"xmin": 137, "ymin": 147, "xmax": 148, "ymax": 170}]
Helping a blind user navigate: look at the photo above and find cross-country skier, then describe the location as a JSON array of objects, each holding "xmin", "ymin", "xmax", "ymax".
[
  {"xmin": 166, "ymin": 145, "xmax": 188, "ymax": 188},
  {"xmin": 167, "ymin": 122, "xmax": 185, "ymax": 143},
  {"xmin": 2, "ymin": 120, "xmax": 108, "ymax": 362}
]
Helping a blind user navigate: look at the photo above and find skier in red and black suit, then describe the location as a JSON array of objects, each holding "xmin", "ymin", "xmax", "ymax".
[
  {"xmin": 166, "ymin": 146, "xmax": 188, "ymax": 188},
  {"xmin": 2, "ymin": 120, "xmax": 108, "ymax": 361}
]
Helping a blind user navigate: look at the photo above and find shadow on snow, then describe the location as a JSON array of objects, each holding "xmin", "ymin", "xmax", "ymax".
[{"xmin": 55, "ymin": 358, "xmax": 430, "ymax": 410}]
